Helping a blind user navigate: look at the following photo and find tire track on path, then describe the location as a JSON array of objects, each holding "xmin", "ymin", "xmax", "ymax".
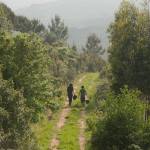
[
  {"xmin": 79, "ymin": 110, "xmax": 86, "ymax": 150},
  {"xmin": 49, "ymin": 75, "xmax": 86, "ymax": 150},
  {"xmin": 49, "ymin": 101, "xmax": 70, "ymax": 150}
]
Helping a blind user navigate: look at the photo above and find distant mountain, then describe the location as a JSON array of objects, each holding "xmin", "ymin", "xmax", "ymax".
[{"xmin": 15, "ymin": 0, "xmax": 122, "ymax": 48}]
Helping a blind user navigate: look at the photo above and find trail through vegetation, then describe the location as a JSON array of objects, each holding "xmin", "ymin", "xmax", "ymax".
[
  {"xmin": 79, "ymin": 110, "xmax": 86, "ymax": 150},
  {"xmin": 1, "ymin": 1, "xmax": 150, "ymax": 150},
  {"xmin": 49, "ymin": 102, "xmax": 70, "ymax": 150},
  {"xmin": 49, "ymin": 73, "xmax": 100, "ymax": 150}
]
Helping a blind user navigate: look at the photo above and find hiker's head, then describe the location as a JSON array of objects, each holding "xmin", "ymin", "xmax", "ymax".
[
  {"xmin": 81, "ymin": 86, "xmax": 84, "ymax": 89},
  {"xmin": 69, "ymin": 83, "xmax": 73, "ymax": 87}
]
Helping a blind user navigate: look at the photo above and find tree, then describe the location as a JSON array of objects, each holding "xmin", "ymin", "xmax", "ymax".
[
  {"xmin": 0, "ymin": 68, "xmax": 37, "ymax": 149},
  {"xmin": 81, "ymin": 33, "xmax": 105, "ymax": 72},
  {"xmin": 85, "ymin": 33, "xmax": 104, "ymax": 55},
  {"xmin": 12, "ymin": 33, "xmax": 51, "ymax": 121},
  {"xmin": 91, "ymin": 87, "xmax": 145, "ymax": 150},
  {"xmin": 14, "ymin": 16, "xmax": 45, "ymax": 34},
  {"xmin": 46, "ymin": 15, "xmax": 68, "ymax": 44},
  {"xmin": 108, "ymin": 0, "xmax": 150, "ymax": 95},
  {"xmin": 0, "ymin": 3, "xmax": 13, "ymax": 30},
  {"xmin": 0, "ymin": 17, "xmax": 13, "ymax": 31},
  {"xmin": 0, "ymin": 31, "xmax": 52, "ymax": 121},
  {"xmin": 49, "ymin": 43, "xmax": 78, "ymax": 83},
  {"xmin": 0, "ymin": 3, "xmax": 15, "ymax": 25},
  {"xmin": 0, "ymin": 31, "xmax": 14, "ymax": 79},
  {"xmin": 108, "ymin": 0, "xmax": 140, "ymax": 92},
  {"xmin": 30, "ymin": 19, "xmax": 45, "ymax": 34}
]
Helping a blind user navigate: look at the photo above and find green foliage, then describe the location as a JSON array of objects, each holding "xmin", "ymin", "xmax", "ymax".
[
  {"xmin": 0, "ymin": 3, "xmax": 45, "ymax": 34},
  {"xmin": 140, "ymin": 121, "xmax": 150, "ymax": 149},
  {"xmin": 0, "ymin": 31, "xmax": 14, "ymax": 79},
  {"xmin": 49, "ymin": 43, "xmax": 79, "ymax": 84},
  {"xmin": 0, "ymin": 3, "xmax": 110, "ymax": 149},
  {"xmin": 90, "ymin": 87, "xmax": 146, "ymax": 150},
  {"xmin": 0, "ymin": 69, "xmax": 38, "ymax": 150},
  {"xmin": 46, "ymin": 15, "xmax": 68, "ymax": 44},
  {"xmin": 0, "ymin": 17, "xmax": 13, "ymax": 31},
  {"xmin": 108, "ymin": 0, "xmax": 150, "ymax": 94},
  {"xmin": 30, "ymin": 19, "xmax": 45, "ymax": 34},
  {"xmin": 85, "ymin": 33, "xmax": 104, "ymax": 55},
  {"xmin": 14, "ymin": 16, "xmax": 45, "ymax": 34},
  {"xmin": 12, "ymin": 33, "xmax": 51, "ymax": 120},
  {"xmin": 46, "ymin": 100, "xmax": 61, "ymax": 112},
  {"xmin": 80, "ymin": 33, "xmax": 105, "ymax": 72},
  {"xmin": 0, "ymin": 3, "xmax": 13, "ymax": 30},
  {"xmin": 86, "ymin": 112, "xmax": 99, "ymax": 131},
  {"xmin": 0, "ymin": 3, "xmax": 15, "ymax": 25},
  {"xmin": 0, "ymin": 31, "xmax": 53, "ymax": 121}
]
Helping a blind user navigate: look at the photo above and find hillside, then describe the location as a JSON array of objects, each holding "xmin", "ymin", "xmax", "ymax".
[{"xmin": 15, "ymin": 0, "xmax": 122, "ymax": 47}]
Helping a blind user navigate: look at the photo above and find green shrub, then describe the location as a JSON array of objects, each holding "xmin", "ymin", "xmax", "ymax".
[
  {"xmin": 0, "ymin": 71, "xmax": 38, "ymax": 149},
  {"xmin": 140, "ymin": 121, "xmax": 150, "ymax": 150},
  {"xmin": 91, "ymin": 87, "xmax": 145, "ymax": 150},
  {"xmin": 46, "ymin": 100, "xmax": 61, "ymax": 112},
  {"xmin": 86, "ymin": 112, "xmax": 99, "ymax": 131}
]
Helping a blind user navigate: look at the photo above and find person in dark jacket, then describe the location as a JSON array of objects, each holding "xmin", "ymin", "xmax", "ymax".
[{"xmin": 67, "ymin": 83, "xmax": 74, "ymax": 106}]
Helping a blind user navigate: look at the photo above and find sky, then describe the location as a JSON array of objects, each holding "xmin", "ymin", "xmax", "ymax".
[
  {"xmin": 0, "ymin": 0, "xmax": 56, "ymax": 10},
  {"xmin": 0, "ymin": 0, "xmax": 145, "ymax": 11}
]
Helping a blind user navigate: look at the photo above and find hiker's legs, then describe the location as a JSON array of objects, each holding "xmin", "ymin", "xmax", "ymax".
[
  {"xmin": 81, "ymin": 98, "xmax": 85, "ymax": 107},
  {"xmin": 83, "ymin": 101, "xmax": 86, "ymax": 107},
  {"xmin": 69, "ymin": 100, "xmax": 72, "ymax": 106},
  {"xmin": 68, "ymin": 96, "xmax": 72, "ymax": 106}
]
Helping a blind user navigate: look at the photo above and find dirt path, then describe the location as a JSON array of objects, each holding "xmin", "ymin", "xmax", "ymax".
[
  {"xmin": 79, "ymin": 110, "xmax": 86, "ymax": 150},
  {"xmin": 78, "ymin": 75, "xmax": 86, "ymax": 150},
  {"xmin": 49, "ymin": 75, "xmax": 86, "ymax": 150},
  {"xmin": 49, "ymin": 101, "xmax": 70, "ymax": 150}
]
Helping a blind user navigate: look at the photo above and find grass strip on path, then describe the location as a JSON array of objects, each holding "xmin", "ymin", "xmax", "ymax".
[
  {"xmin": 58, "ymin": 73, "xmax": 100, "ymax": 150},
  {"xmin": 32, "ymin": 111, "xmax": 61, "ymax": 150},
  {"xmin": 32, "ymin": 73, "xmax": 100, "ymax": 150},
  {"xmin": 58, "ymin": 107, "xmax": 81, "ymax": 150}
]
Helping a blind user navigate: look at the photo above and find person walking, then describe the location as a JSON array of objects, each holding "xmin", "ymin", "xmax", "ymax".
[
  {"xmin": 80, "ymin": 86, "xmax": 87, "ymax": 106},
  {"xmin": 67, "ymin": 83, "xmax": 74, "ymax": 106}
]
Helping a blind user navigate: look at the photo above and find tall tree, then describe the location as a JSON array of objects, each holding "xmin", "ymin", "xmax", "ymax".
[
  {"xmin": 85, "ymin": 33, "xmax": 104, "ymax": 55},
  {"xmin": 46, "ymin": 15, "xmax": 68, "ymax": 44},
  {"xmin": 14, "ymin": 16, "xmax": 45, "ymax": 34},
  {"xmin": 108, "ymin": 0, "xmax": 140, "ymax": 92},
  {"xmin": 12, "ymin": 33, "xmax": 51, "ymax": 121},
  {"xmin": 0, "ymin": 3, "xmax": 13, "ymax": 30},
  {"xmin": 81, "ymin": 33, "xmax": 104, "ymax": 72},
  {"xmin": 0, "ymin": 31, "xmax": 14, "ymax": 79},
  {"xmin": 0, "ymin": 17, "xmax": 12, "ymax": 31},
  {"xmin": 0, "ymin": 3, "xmax": 15, "ymax": 25},
  {"xmin": 30, "ymin": 19, "xmax": 45, "ymax": 34},
  {"xmin": 0, "ymin": 67, "xmax": 37, "ymax": 149}
]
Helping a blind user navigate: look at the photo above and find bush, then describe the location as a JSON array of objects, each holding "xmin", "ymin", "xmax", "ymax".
[
  {"xmin": 46, "ymin": 100, "xmax": 61, "ymax": 112},
  {"xmin": 0, "ymin": 71, "xmax": 38, "ymax": 149},
  {"xmin": 90, "ymin": 87, "xmax": 145, "ymax": 150},
  {"xmin": 140, "ymin": 121, "xmax": 150, "ymax": 150}
]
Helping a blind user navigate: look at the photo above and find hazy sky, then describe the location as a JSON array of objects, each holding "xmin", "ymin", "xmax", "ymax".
[{"xmin": 0, "ymin": 0, "xmax": 56, "ymax": 10}]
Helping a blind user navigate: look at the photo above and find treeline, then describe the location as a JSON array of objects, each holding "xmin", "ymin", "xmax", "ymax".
[
  {"xmin": 88, "ymin": 0, "xmax": 150, "ymax": 150},
  {"xmin": 0, "ymin": 3, "xmax": 105, "ymax": 149}
]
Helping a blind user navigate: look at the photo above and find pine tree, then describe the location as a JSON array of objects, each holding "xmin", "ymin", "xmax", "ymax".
[
  {"xmin": 46, "ymin": 15, "xmax": 68, "ymax": 44},
  {"xmin": 82, "ymin": 33, "xmax": 104, "ymax": 72}
]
